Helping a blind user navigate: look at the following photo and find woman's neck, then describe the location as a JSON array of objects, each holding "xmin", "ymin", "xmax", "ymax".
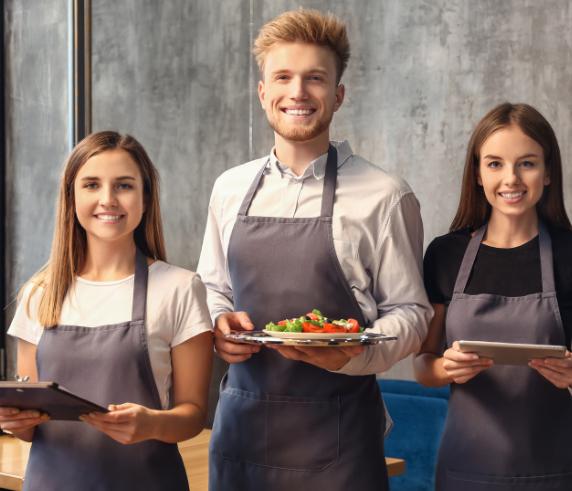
[
  {"xmin": 482, "ymin": 209, "xmax": 539, "ymax": 249},
  {"xmin": 80, "ymin": 235, "xmax": 137, "ymax": 282}
]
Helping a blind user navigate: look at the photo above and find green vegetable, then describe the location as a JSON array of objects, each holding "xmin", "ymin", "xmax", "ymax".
[
  {"xmin": 359, "ymin": 327, "xmax": 364, "ymax": 333},
  {"xmin": 265, "ymin": 322, "xmax": 286, "ymax": 332},
  {"xmin": 285, "ymin": 319, "xmax": 303, "ymax": 333}
]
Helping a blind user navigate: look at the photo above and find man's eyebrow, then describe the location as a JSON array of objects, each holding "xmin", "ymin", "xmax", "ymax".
[{"xmin": 270, "ymin": 68, "xmax": 330, "ymax": 76}]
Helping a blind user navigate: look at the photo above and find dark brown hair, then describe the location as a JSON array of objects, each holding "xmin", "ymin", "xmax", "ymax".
[
  {"xmin": 450, "ymin": 102, "xmax": 572, "ymax": 232},
  {"xmin": 23, "ymin": 131, "xmax": 166, "ymax": 327},
  {"xmin": 253, "ymin": 8, "xmax": 350, "ymax": 84}
]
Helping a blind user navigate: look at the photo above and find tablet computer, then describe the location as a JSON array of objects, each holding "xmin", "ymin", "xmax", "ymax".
[
  {"xmin": 458, "ymin": 341, "xmax": 567, "ymax": 366},
  {"xmin": 0, "ymin": 382, "xmax": 109, "ymax": 421}
]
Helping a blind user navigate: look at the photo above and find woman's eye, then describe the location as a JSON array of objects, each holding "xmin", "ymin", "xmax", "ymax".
[
  {"xmin": 488, "ymin": 161, "xmax": 500, "ymax": 168},
  {"xmin": 84, "ymin": 182, "xmax": 98, "ymax": 189},
  {"xmin": 117, "ymin": 183, "xmax": 133, "ymax": 190},
  {"xmin": 520, "ymin": 160, "xmax": 534, "ymax": 167}
]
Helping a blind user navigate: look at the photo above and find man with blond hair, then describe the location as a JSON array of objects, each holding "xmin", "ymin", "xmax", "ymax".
[{"xmin": 198, "ymin": 9, "xmax": 431, "ymax": 491}]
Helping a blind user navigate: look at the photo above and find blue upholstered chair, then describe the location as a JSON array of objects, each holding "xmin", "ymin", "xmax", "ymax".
[{"xmin": 378, "ymin": 380, "xmax": 450, "ymax": 491}]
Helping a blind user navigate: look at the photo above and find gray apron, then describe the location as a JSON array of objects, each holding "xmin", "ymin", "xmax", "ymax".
[
  {"xmin": 209, "ymin": 145, "xmax": 389, "ymax": 491},
  {"xmin": 24, "ymin": 249, "xmax": 190, "ymax": 491},
  {"xmin": 436, "ymin": 222, "xmax": 572, "ymax": 491}
]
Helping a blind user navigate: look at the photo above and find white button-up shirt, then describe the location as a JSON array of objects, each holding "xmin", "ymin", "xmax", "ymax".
[{"xmin": 197, "ymin": 140, "xmax": 432, "ymax": 375}]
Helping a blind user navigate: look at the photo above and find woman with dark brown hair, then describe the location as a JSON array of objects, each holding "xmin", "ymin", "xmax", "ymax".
[
  {"xmin": 0, "ymin": 131, "xmax": 213, "ymax": 491},
  {"xmin": 413, "ymin": 103, "xmax": 572, "ymax": 490}
]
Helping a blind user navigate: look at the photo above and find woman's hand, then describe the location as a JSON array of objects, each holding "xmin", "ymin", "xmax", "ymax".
[
  {"xmin": 81, "ymin": 403, "xmax": 158, "ymax": 445},
  {"xmin": 0, "ymin": 407, "xmax": 49, "ymax": 438},
  {"xmin": 529, "ymin": 351, "xmax": 572, "ymax": 389},
  {"xmin": 442, "ymin": 341, "xmax": 494, "ymax": 384}
]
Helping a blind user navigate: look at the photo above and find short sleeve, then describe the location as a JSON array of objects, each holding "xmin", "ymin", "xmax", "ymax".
[
  {"xmin": 7, "ymin": 284, "xmax": 45, "ymax": 345},
  {"xmin": 423, "ymin": 240, "xmax": 446, "ymax": 305},
  {"xmin": 171, "ymin": 274, "xmax": 214, "ymax": 347}
]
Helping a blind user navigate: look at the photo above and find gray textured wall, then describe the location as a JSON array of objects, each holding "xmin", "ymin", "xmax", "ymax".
[
  {"xmin": 4, "ymin": 0, "xmax": 69, "ymax": 380},
  {"xmin": 6, "ymin": 1, "xmax": 572, "ymax": 386}
]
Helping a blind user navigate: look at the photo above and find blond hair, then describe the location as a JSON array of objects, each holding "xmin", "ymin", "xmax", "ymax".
[
  {"xmin": 22, "ymin": 131, "xmax": 167, "ymax": 327},
  {"xmin": 253, "ymin": 9, "xmax": 350, "ymax": 84}
]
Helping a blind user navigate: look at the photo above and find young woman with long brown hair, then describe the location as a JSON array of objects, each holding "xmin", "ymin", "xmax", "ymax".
[
  {"xmin": 0, "ymin": 131, "xmax": 213, "ymax": 491},
  {"xmin": 414, "ymin": 103, "xmax": 572, "ymax": 490}
]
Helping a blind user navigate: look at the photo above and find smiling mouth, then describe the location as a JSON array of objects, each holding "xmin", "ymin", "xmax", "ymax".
[
  {"xmin": 282, "ymin": 108, "xmax": 316, "ymax": 116},
  {"xmin": 499, "ymin": 191, "xmax": 526, "ymax": 199},
  {"xmin": 95, "ymin": 214, "xmax": 124, "ymax": 222}
]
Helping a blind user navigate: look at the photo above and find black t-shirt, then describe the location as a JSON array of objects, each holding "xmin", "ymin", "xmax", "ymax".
[{"xmin": 424, "ymin": 226, "xmax": 572, "ymax": 349}]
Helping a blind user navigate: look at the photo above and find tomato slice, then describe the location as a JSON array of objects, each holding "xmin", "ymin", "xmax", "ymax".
[
  {"xmin": 278, "ymin": 320, "xmax": 288, "ymax": 326},
  {"xmin": 306, "ymin": 313, "xmax": 320, "ymax": 321},
  {"xmin": 346, "ymin": 319, "xmax": 360, "ymax": 333},
  {"xmin": 323, "ymin": 323, "xmax": 346, "ymax": 333},
  {"xmin": 303, "ymin": 322, "xmax": 323, "ymax": 333}
]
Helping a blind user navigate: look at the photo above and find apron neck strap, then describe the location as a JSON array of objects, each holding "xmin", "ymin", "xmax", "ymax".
[
  {"xmin": 320, "ymin": 144, "xmax": 338, "ymax": 218},
  {"xmin": 453, "ymin": 219, "xmax": 555, "ymax": 294},
  {"xmin": 538, "ymin": 220, "xmax": 556, "ymax": 293},
  {"xmin": 237, "ymin": 144, "xmax": 339, "ymax": 218},
  {"xmin": 132, "ymin": 248, "xmax": 149, "ymax": 322}
]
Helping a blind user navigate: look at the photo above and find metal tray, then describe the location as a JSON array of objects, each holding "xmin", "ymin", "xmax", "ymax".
[{"xmin": 225, "ymin": 330, "xmax": 397, "ymax": 347}]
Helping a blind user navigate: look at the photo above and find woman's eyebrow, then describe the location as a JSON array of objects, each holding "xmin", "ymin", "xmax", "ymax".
[
  {"xmin": 482, "ymin": 153, "xmax": 539, "ymax": 160},
  {"xmin": 79, "ymin": 176, "xmax": 136, "ymax": 181}
]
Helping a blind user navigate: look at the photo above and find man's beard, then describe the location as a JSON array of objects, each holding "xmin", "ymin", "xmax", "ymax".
[{"xmin": 267, "ymin": 109, "xmax": 334, "ymax": 142}]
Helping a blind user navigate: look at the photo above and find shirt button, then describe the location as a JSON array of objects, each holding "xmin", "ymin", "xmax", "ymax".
[{"xmin": 293, "ymin": 179, "xmax": 299, "ymax": 184}]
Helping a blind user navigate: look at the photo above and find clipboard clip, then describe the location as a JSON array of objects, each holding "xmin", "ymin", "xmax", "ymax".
[{"xmin": 14, "ymin": 375, "xmax": 29, "ymax": 382}]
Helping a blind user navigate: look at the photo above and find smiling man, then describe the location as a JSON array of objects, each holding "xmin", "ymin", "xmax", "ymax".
[{"xmin": 197, "ymin": 9, "xmax": 432, "ymax": 491}]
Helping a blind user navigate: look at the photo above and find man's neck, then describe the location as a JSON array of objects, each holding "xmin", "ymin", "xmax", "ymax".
[{"xmin": 274, "ymin": 130, "xmax": 331, "ymax": 177}]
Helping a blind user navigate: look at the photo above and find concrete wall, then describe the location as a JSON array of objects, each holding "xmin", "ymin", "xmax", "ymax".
[
  {"xmin": 5, "ymin": 0, "xmax": 572, "ymax": 388},
  {"xmin": 4, "ymin": 0, "xmax": 69, "ymax": 380}
]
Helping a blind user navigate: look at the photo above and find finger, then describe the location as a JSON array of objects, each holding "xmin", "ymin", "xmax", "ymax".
[
  {"xmin": 339, "ymin": 346, "xmax": 365, "ymax": 358},
  {"xmin": 220, "ymin": 352, "xmax": 254, "ymax": 363},
  {"xmin": 452, "ymin": 341, "xmax": 461, "ymax": 352},
  {"xmin": 216, "ymin": 339, "xmax": 260, "ymax": 355},
  {"xmin": 0, "ymin": 416, "xmax": 48, "ymax": 431},
  {"xmin": 272, "ymin": 346, "xmax": 306, "ymax": 361},
  {"xmin": 0, "ymin": 409, "xmax": 47, "ymax": 421},
  {"xmin": 539, "ymin": 356, "xmax": 572, "ymax": 368},
  {"xmin": 445, "ymin": 349, "xmax": 485, "ymax": 362},
  {"xmin": 531, "ymin": 365, "xmax": 571, "ymax": 388},
  {"xmin": 530, "ymin": 363, "xmax": 572, "ymax": 380}
]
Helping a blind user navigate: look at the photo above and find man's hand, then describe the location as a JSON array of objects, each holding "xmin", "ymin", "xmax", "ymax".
[
  {"xmin": 529, "ymin": 351, "xmax": 572, "ymax": 389},
  {"xmin": 214, "ymin": 312, "xmax": 260, "ymax": 363},
  {"xmin": 267, "ymin": 345, "xmax": 364, "ymax": 371}
]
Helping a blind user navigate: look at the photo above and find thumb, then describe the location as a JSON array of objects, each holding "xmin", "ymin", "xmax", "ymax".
[
  {"xmin": 236, "ymin": 311, "xmax": 255, "ymax": 331},
  {"xmin": 110, "ymin": 403, "xmax": 133, "ymax": 412},
  {"xmin": 340, "ymin": 346, "xmax": 365, "ymax": 358}
]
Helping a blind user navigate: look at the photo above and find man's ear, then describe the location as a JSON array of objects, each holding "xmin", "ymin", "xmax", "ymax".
[
  {"xmin": 333, "ymin": 84, "xmax": 345, "ymax": 112},
  {"xmin": 258, "ymin": 80, "xmax": 266, "ymax": 110}
]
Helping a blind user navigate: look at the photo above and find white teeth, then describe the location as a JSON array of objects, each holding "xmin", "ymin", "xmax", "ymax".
[
  {"xmin": 97, "ymin": 215, "xmax": 122, "ymax": 221},
  {"xmin": 500, "ymin": 192, "xmax": 524, "ymax": 199},
  {"xmin": 285, "ymin": 109, "xmax": 314, "ymax": 116}
]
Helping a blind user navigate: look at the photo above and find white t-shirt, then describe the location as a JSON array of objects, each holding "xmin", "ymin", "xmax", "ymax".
[{"xmin": 8, "ymin": 261, "xmax": 213, "ymax": 410}]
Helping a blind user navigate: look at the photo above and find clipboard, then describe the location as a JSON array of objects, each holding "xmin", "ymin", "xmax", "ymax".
[{"xmin": 0, "ymin": 382, "xmax": 109, "ymax": 421}]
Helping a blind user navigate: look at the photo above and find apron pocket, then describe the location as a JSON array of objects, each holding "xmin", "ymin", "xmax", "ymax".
[
  {"xmin": 216, "ymin": 388, "xmax": 340, "ymax": 472},
  {"xmin": 447, "ymin": 470, "xmax": 572, "ymax": 490},
  {"xmin": 265, "ymin": 393, "xmax": 340, "ymax": 471},
  {"xmin": 217, "ymin": 388, "xmax": 267, "ymax": 466}
]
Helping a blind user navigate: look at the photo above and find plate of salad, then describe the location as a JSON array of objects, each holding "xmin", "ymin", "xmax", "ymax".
[{"xmin": 263, "ymin": 310, "xmax": 366, "ymax": 339}]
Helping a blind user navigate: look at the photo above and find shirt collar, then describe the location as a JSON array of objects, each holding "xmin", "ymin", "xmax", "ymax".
[{"xmin": 266, "ymin": 140, "xmax": 353, "ymax": 180}]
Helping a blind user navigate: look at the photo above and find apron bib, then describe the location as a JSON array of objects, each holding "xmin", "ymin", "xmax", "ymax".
[
  {"xmin": 24, "ymin": 249, "xmax": 189, "ymax": 491},
  {"xmin": 436, "ymin": 222, "xmax": 572, "ymax": 491},
  {"xmin": 209, "ymin": 145, "xmax": 389, "ymax": 491}
]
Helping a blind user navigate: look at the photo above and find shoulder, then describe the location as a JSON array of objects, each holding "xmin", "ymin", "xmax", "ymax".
[
  {"xmin": 340, "ymin": 153, "xmax": 413, "ymax": 199},
  {"xmin": 425, "ymin": 229, "xmax": 472, "ymax": 262},
  {"xmin": 213, "ymin": 157, "xmax": 268, "ymax": 193},
  {"xmin": 148, "ymin": 261, "xmax": 203, "ymax": 290}
]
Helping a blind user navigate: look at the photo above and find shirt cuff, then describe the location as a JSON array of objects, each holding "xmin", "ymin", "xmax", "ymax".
[{"xmin": 328, "ymin": 348, "xmax": 368, "ymax": 375}]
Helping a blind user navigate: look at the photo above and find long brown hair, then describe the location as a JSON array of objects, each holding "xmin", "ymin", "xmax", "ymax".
[
  {"xmin": 23, "ymin": 131, "xmax": 167, "ymax": 327},
  {"xmin": 450, "ymin": 102, "xmax": 572, "ymax": 232}
]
